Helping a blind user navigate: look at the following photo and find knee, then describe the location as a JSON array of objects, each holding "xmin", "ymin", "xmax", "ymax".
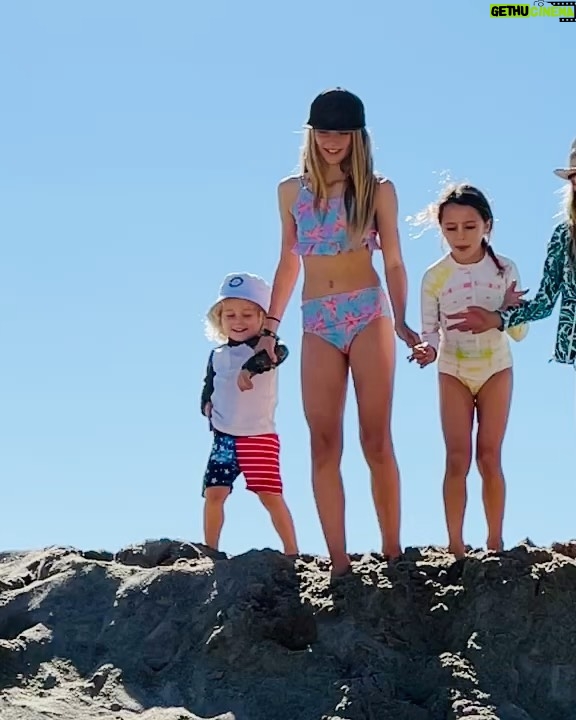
[
  {"xmin": 359, "ymin": 428, "xmax": 394, "ymax": 466},
  {"xmin": 309, "ymin": 427, "xmax": 342, "ymax": 468},
  {"xmin": 476, "ymin": 446, "xmax": 502, "ymax": 479},
  {"xmin": 204, "ymin": 487, "xmax": 230, "ymax": 505},
  {"xmin": 445, "ymin": 450, "xmax": 472, "ymax": 479},
  {"xmin": 257, "ymin": 491, "xmax": 282, "ymax": 509}
]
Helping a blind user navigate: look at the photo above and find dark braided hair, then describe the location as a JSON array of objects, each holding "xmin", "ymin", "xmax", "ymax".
[{"xmin": 437, "ymin": 184, "xmax": 504, "ymax": 276}]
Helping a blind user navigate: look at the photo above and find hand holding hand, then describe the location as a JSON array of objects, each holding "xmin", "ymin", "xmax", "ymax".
[
  {"xmin": 409, "ymin": 342, "xmax": 437, "ymax": 368},
  {"xmin": 395, "ymin": 321, "xmax": 421, "ymax": 348},
  {"xmin": 254, "ymin": 334, "xmax": 277, "ymax": 363}
]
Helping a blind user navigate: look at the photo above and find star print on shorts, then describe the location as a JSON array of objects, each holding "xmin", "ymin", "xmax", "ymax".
[{"xmin": 201, "ymin": 430, "xmax": 283, "ymax": 496}]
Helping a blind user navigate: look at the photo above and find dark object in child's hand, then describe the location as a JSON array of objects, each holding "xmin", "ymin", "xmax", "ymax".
[{"xmin": 241, "ymin": 343, "xmax": 289, "ymax": 375}]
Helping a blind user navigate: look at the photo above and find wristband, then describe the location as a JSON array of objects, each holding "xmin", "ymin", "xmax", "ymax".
[{"xmin": 261, "ymin": 328, "xmax": 279, "ymax": 340}]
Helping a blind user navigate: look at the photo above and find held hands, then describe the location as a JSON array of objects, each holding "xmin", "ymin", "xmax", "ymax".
[
  {"xmin": 237, "ymin": 330, "xmax": 281, "ymax": 392},
  {"xmin": 395, "ymin": 321, "xmax": 421, "ymax": 348},
  {"xmin": 409, "ymin": 342, "xmax": 437, "ymax": 368},
  {"xmin": 254, "ymin": 334, "xmax": 277, "ymax": 363}
]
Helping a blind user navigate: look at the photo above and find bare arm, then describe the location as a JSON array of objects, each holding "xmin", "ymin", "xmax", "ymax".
[
  {"xmin": 375, "ymin": 179, "xmax": 420, "ymax": 346},
  {"xmin": 375, "ymin": 179, "xmax": 408, "ymax": 325},
  {"xmin": 261, "ymin": 178, "xmax": 301, "ymax": 334},
  {"xmin": 420, "ymin": 270, "xmax": 440, "ymax": 352}
]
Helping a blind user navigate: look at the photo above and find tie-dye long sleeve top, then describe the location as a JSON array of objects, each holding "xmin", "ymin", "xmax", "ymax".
[{"xmin": 420, "ymin": 251, "xmax": 528, "ymax": 360}]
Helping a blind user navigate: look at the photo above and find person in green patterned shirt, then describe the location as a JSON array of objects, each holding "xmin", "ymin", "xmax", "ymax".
[{"xmin": 446, "ymin": 140, "xmax": 576, "ymax": 368}]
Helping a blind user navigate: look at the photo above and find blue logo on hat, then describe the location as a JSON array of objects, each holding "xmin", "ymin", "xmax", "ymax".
[{"xmin": 228, "ymin": 276, "xmax": 244, "ymax": 287}]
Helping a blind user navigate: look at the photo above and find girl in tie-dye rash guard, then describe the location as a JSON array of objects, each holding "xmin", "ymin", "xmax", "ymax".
[{"xmin": 409, "ymin": 184, "xmax": 527, "ymax": 559}]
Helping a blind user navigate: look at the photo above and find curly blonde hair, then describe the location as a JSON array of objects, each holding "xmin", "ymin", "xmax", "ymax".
[
  {"xmin": 204, "ymin": 302, "xmax": 227, "ymax": 343},
  {"xmin": 204, "ymin": 300, "xmax": 265, "ymax": 343}
]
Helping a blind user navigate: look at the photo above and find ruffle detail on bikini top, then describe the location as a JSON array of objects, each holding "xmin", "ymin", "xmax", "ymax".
[
  {"xmin": 291, "ymin": 234, "xmax": 380, "ymax": 256},
  {"xmin": 290, "ymin": 186, "xmax": 379, "ymax": 256}
]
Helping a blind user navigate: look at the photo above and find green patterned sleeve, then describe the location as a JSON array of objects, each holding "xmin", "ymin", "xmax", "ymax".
[
  {"xmin": 503, "ymin": 259, "xmax": 529, "ymax": 342},
  {"xmin": 500, "ymin": 224, "xmax": 566, "ymax": 329}
]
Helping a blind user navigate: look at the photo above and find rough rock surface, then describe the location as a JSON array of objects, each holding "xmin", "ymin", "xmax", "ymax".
[{"xmin": 1, "ymin": 539, "xmax": 576, "ymax": 719}]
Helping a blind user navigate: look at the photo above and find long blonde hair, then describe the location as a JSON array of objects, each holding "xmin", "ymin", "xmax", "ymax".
[
  {"xmin": 300, "ymin": 128, "xmax": 378, "ymax": 248},
  {"xmin": 554, "ymin": 181, "xmax": 576, "ymax": 264}
]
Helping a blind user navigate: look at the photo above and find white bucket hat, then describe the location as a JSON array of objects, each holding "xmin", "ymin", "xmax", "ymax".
[
  {"xmin": 553, "ymin": 138, "xmax": 576, "ymax": 180},
  {"xmin": 210, "ymin": 272, "xmax": 271, "ymax": 314}
]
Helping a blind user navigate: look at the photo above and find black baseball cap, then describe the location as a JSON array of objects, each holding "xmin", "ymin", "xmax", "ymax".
[{"xmin": 305, "ymin": 87, "xmax": 366, "ymax": 132}]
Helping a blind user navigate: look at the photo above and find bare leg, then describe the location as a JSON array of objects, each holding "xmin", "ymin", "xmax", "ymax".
[
  {"xmin": 349, "ymin": 316, "xmax": 401, "ymax": 559},
  {"xmin": 475, "ymin": 368, "xmax": 512, "ymax": 552},
  {"xmin": 301, "ymin": 332, "xmax": 349, "ymax": 577},
  {"xmin": 439, "ymin": 373, "xmax": 475, "ymax": 559},
  {"xmin": 257, "ymin": 492, "xmax": 299, "ymax": 555},
  {"xmin": 203, "ymin": 487, "xmax": 231, "ymax": 549}
]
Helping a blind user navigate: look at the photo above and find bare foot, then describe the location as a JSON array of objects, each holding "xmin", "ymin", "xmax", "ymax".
[
  {"xmin": 486, "ymin": 538, "xmax": 503, "ymax": 552},
  {"xmin": 329, "ymin": 565, "xmax": 353, "ymax": 583},
  {"xmin": 330, "ymin": 554, "xmax": 352, "ymax": 580},
  {"xmin": 449, "ymin": 542, "xmax": 467, "ymax": 560},
  {"xmin": 382, "ymin": 545, "xmax": 402, "ymax": 561}
]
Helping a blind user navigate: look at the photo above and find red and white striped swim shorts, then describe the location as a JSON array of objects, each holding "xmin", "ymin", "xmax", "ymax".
[{"xmin": 202, "ymin": 430, "xmax": 282, "ymax": 496}]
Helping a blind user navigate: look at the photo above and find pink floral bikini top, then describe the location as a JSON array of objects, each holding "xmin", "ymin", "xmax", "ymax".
[{"xmin": 290, "ymin": 176, "xmax": 380, "ymax": 256}]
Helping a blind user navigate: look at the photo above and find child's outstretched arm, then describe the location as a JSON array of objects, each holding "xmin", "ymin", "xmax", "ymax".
[
  {"xmin": 502, "ymin": 260, "xmax": 529, "ymax": 342},
  {"xmin": 200, "ymin": 350, "xmax": 215, "ymax": 416}
]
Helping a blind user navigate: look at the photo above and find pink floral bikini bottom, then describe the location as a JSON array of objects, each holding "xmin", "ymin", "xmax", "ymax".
[{"xmin": 301, "ymin": 285, "xmax": 391, "ymax": 354}]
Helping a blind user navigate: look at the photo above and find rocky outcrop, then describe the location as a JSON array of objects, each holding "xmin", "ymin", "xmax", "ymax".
[{"xmin": 1, "ymin": 539, "xmax": 576, "ymax": 719}]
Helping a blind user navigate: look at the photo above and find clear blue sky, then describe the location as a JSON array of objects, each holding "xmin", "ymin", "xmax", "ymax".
[{"xmin": 2, "ymin": 1, "xmax": 574, "ymax": 555}]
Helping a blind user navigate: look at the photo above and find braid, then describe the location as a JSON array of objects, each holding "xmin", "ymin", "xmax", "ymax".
[{"xmin": 482, "ymin": 238, "xmax": 504, "ymax": 277}]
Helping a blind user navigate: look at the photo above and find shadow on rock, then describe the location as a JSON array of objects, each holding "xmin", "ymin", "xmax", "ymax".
[{"xmin": 1, "ymin": 540, "xmax": 576, "ymax": 719}]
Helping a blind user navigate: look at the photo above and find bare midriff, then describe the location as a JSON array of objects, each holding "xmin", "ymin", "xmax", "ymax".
[{"xmin": 301, "ymin": 249, "xmax": 381, "ymax": 300}]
